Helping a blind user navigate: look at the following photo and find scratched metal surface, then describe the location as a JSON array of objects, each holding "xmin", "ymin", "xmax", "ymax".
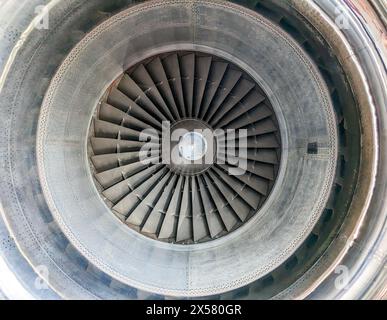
[{"xmin": 0, "ymin": 0, "xmax": 385, "ymax": 299}]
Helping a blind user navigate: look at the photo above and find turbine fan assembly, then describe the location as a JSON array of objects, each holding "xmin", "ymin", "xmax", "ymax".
[
  {"xmin": 89, "ymin": 51, "xmax": 281, "ymax": 244},
  {"xmin": 0, "ymin": 0, "xmax": 385, "ymax": 300}
]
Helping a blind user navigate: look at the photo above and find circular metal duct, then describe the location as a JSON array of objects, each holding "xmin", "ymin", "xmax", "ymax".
[
  {"xmin": 0, "ymin": 0, "xmax": 385, "ymax": 300},
  {"xmin": 89, "ymin": 50, "xmax": 281, "ymax": 244},
  {"xmin": 36, "ymin": 1, "xmax": 336, "ymax": 296}
]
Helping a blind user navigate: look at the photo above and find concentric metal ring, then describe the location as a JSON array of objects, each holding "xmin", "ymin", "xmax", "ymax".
[{"xmin": 36, "ymin": 0, "xmax": 338, "ymax": 296}]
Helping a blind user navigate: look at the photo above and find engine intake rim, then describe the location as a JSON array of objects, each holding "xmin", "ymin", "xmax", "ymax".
[{"xmin": 36, "ymin": 0, "xmax": 338, "ymax": 296}]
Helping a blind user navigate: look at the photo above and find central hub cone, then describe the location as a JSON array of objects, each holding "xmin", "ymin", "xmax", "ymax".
[
  {"xmin": 168, "ymin": 118, "xmax": 215, "ymax": 176},
  {"xmin": 179, "ymin": 132, "xmax": 207, "ymax": 161}
]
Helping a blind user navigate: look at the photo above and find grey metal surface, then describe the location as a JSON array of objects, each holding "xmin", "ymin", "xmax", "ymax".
[
  {"xmin": 36, "ymin": 1, "xmax": 336, "ymax": 296},
  {"xmin": 0, "ymin": 0, "xmax": 384, "ymax": 300},
  {"xmin": 0, "ymin": 0, "xmax": 162, "ymax": 300},
  {"xmin": 0, "ymin": 0, "xmax": 50, "ymax": 77},
  {"xmin": 278, "ymin": 0, "xmax": 387, "ymax": 300},
  {"xmin": 89, "ymin": 50, "xmax": 280, "ymax": 244}
]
